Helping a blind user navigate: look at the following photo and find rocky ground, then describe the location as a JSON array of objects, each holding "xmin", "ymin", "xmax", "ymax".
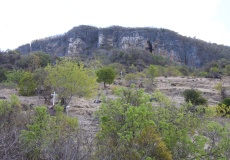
[
  {"xmin": 156, "ymin": 76, "xmax": 229, "ymax": 106},
  {"xmin": 1, "ymin": 76, "xmax": 230, "ymax": 137}
]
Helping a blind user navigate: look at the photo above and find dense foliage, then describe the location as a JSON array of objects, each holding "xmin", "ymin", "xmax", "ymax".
[
  {"xmin": 217, "ymin": 98, "xmax": 230, "ymax": 117},
  {"xmin": 45, "ymin": 60, "xmax": 97, "ymax": 105},
  {"xmin": 95, "ymin": 87, "xmax": 172, "ymax": 160},
  {"xmin": 183, "ymin": 89, "xmax": 207, "ymax": 106},
  {"xmin": 95, "ymin": 88, "xmax": 230, "ymax": 160},
  {"xmin": 96, "ymin": 67, "xmax": 116, "ymax": 87},
  {"xmin": 19, "ymin": 71, "xmax": 36, "ymax": 96}
]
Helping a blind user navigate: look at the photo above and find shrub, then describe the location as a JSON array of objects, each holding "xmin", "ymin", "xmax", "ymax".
[
  {"xmin": 164, "ymin": 66, "xmax": 182, "ymax": 77},
  {"xmin": 110, "ymin": 85, "xmax": 120, "ymax": 94},
  {"xmin": 179, "ymin": 66, "xmax": 190, "ymax": 76},
  {"xmin": 125, "ymin": 73, "xmax": 138, "ymax": 86},
  {"xmin": 183, "ymin": 89, "xmax": 207, "ymax": 105},
  {"xmin": 217, "ymin": 98, "xmax": 230, "ymax": 116},
  {"xmin": 19, "ymin": 72, "xmax": 36, "ymax": 96},
  {"xmin": 196, "ymin": 71, "xmax": 208, "ymax": 77},
  {"xmin": 222, "ymin": 98, "xmax": 230, "ymax": 106},
  {"xmin": 217, "ymin": 101, "xmax": 230, "ymax": 117}
]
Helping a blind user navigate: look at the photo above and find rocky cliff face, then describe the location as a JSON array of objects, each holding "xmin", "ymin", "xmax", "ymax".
[{"xmin": 17, "ymin": 25, "xmax": 230, "ymax": 67}]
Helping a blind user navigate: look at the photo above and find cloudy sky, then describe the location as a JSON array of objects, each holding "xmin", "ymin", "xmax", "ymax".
[{"xmin": 0, "ymin": 0, "xmax": 229, "ymax": 50}]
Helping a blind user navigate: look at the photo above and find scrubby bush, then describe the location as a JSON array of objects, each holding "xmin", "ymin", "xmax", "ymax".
[
  {"xmin": 209, "ymin": 67, "xmax": 219, "ymax": 75},
  {"xmin": 196, "ymin": 71, "xmax": 208, "ymax": 77},
  {"xmin": 178, "ymin": 66, "xmax": 190, "ymax": 76},
  {"xmin": 125, "ymin": 73, "xmax": 138, "ymax": 86},
  {"xmin": 217, "ymin": 98, "xmax": 230, "ymax": 117},
  {"xmin": 183, "ymin": 89, "xmax": 207, "ymax": 105},
  {"xmin": 222, "ymin": 98, "xmax": 230, "ymax": 106},
  {"xmin": 164, "ymin": 66, "xmax": 182, "ymax": 77}
]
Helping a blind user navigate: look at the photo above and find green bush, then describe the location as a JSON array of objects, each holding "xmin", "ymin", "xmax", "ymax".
[
  {"xmin": 217, "ymin": 98, "xmax": 230, "ymax": 117},
  {"xmin": 178, "ymin": 66, "xmax": 190, "ymax": 76},
  {"xmin": 4, "ymin": 69, "xmax": 24, "ymax": 84},
  {"xmin": 222, "ymin": 98, "xmax": 230, "ymax": 106},
  {"xmin": 19, "ymin": 72, "xmax": 36, "ymax": 96},
  {"xmin": 0, "ymin": 67, "xmax": 7, "ymax": 82},
  {"xmin": 183, "ymin": 89, "xmax": 207, "ymax": 105},
  {"xmin": 196, "ymin": 71, "xmax": 208, "ymax": 77}
]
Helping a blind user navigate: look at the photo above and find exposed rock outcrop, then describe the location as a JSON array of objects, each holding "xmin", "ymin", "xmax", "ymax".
[{"xmin": 16, "ymin": 25, "xmax": 230, "ymax": 67}]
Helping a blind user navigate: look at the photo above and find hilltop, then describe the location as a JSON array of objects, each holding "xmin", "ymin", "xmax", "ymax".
[{"xmin": 16, "ymin": 25, "xmax": 230, "ymax": 67}]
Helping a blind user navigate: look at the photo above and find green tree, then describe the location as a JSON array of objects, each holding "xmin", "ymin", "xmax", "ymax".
[
  {"xmin": 0, "ymin": 66, "xmax": 7, "ymax": 82},
  {"xmin": 96, "ymin": 67, "xmax": 116, "ymax": 88},
  {"xmin": 33, "ymin": 51, "xmax": 52, "ymax": 67},
  {"xmin": 15, "ymin": 54, "xmax": 31, "ymax": 69},
  {"xmin": 45, "ymin": 60, "xmax": 97, "ymax": 105},
  {"xmin": 19, "ymin": 71, "xmax": 36, "ymax": 96},
  {"xmin": 4, "ymin": 69, "xmax": 24, "ymax": 84},
  {"xmin": 29, "ymin": 54, "xmax": 41, "ymax": 71}
]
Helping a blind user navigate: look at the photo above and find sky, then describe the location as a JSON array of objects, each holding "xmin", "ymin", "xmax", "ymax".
[{"xmin": 0, "ymin": 0, "xmax": 230, "ymax": 50}]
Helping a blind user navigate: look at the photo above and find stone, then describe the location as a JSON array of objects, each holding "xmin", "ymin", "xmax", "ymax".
[{"xmin": 16, "ymin": 25, "xmax": 230, "ymax": 67}]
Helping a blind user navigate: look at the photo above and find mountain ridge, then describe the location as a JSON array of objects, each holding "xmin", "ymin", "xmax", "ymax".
[{"xmin": 16, "ymin": 25, "xmax": 230, "ymax": 67}]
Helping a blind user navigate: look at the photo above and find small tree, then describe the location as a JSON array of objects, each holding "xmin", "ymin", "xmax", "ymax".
[
  {"xmin": 19, "ymin": 72, "xmax": 36, "ymax": 96},
  {"xmin": 96, "ymin": 67, "xmax": 116, "ymax": 88},
  {"xmin": 33, "ymin": 51, "xmax": 52, "ymax": 67},
  {"xmin": 45, "ymin": 60, "xmax": 97, "ymax": 105}
]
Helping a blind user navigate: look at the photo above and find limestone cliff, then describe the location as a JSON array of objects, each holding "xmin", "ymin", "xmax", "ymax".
[{"xmin": 17, "ymin": 25, "xmax": 230, "ymax": 67}]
